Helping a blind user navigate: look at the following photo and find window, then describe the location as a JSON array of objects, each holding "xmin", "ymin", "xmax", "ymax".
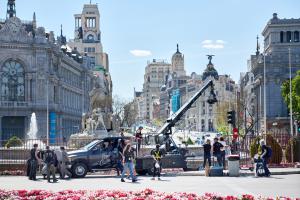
[
  {"xmin": 1, "ymin": 60, "xmax": 25, "ymax": 101},
  {"xmin": 86, "ymin": 17, "xmax": 96, "ymax": 28},
  {"xmin": 75, "ymin": 17, "xmax": 81, "ymax": 28},
  {"xmin": 287, "ymin": 31, "xmax": 292, "ymax": 43},
  {"xmin": 90, "ymin": 56, "xmax": 95, "ymax": 67},
  {"xmin": 294, "ymin": 31, "xmax": 299, "ymax": 42},
  {"xmin": 201, "ymin": 119, "xmax": 205, "ymax": 131},
  {"xmin": 280, "ymin": 31, "xmax": 284, "ymax": 43},
  {"xmin": 208, "ymin": 119, "xmax": 213, "ymax": 131}
]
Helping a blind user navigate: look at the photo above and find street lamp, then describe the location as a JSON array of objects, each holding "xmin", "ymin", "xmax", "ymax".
[
  {"xmin": 46, "ymin": 73, "xmax": 49, "ymax": 146},
  {"xmin": 289, "ymin": 47, "xmax": 294, "ymax": 163},
  {"xmin": 263, "ymin": 53, "xmax": 267, "ymax": 141}
]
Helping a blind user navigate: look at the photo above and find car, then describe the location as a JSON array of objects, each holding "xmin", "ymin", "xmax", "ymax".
[{"xmin": 67, "ymin": 136, "xmax": 126, "ymax": 178}]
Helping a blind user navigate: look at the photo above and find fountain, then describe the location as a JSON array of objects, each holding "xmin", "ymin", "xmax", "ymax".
[{"xmin": 24, "ymin": 112, "xmax": 46, "ymax": 149}]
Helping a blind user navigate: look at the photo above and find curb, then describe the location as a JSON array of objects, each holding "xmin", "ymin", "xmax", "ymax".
[{"xmin": 162, "ymin": 170, "xmax": 300, "ymax": 177}]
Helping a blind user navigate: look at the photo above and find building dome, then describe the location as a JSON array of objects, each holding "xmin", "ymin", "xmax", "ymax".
[
  {"xmin": 172, "ymin": 44, "xmax": 183, "ymax": 60},
  {"xmin": 202, "ymin": 55, "xmax": 219, "ymax": 80}
]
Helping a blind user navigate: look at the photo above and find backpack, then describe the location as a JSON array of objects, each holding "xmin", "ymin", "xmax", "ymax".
[
  {"xmin": 265, "ymin": 146, "xmax": 272, "ymax": 158},
  {"xmin": 44, "ymin": 150, "xmax": 54, "ymax": 164}
]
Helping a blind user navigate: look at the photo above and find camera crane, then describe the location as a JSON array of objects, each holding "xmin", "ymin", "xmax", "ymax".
[{"xmin": 135, "ymin": 79, "xmax": 218, "ymax": 175}]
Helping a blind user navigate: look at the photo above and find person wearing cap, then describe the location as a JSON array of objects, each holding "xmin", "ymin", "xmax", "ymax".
[{"xmin": 150, "ymin": 144, "xmax": 164, "ymax": 180}]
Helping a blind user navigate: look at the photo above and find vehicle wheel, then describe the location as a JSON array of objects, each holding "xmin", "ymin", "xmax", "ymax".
[
  {"xmin": 136, "ymin": 170, "xmax": 147, "ymax": 176},
  {"xmin": 72, "ymin": 163, "xmax": 87, "ymax": 178},
  {"xmin": 183, "ymin": 167, "xmax": 189, "ymax": 171}
]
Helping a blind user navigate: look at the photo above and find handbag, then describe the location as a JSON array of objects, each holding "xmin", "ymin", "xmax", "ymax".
[{"xmin": 155, "ymin": 161, "xmax": 160, "ymax": 168}]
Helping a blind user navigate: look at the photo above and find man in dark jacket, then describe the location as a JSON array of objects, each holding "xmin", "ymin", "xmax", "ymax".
[
  {"xmin": 259, "ymin": 139, "xmax": 271, "ymax": 177},
  {"xmin": 213, "ymin": 137, "xmax": 223, "ymax": 166},
  {"xmin": 202, "ymin": 139, "xmax": 212, "ymax": 169},
  {"xmin": 44, "ymin": 146, "xmax": 58, "ymax": 183},
  {"xmin": 28, "ymin": 144, "xmax": 41, "ymax": 180}
]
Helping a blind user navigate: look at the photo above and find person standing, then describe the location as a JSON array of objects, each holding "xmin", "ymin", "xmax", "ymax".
[
  {"xmin": 202, "ymin": 139, "xmax": 212, "ymax": 169},
  {"xmin": 115, "ymin": 139, "xmax": 125, "ymax": 176},
  {"xmin": 44, "ymin": 146, "xmax": 58, "ymax": 183},
  {"xmin": 54, "ymin": 148, "xmax": 62, "ymax": 178},
  {"xmin": 259, "ymin": 139, "xmax": 271, "ymax": 177},
  {"xmin": 219, "ymin": 137, "xmax": 227, "ymax": 169},
  {"xmin": 135, "ymin": 126, "xmax": 143, "ymax": 152},
  {"xmin": 28, "ymin": 144, "xmax": 41, "ymax": 181},
  {"xmin": 213, "ymin": 137, "xmax": 223, "ymax": 167},
  {"xmin": 151, "ymin": 144, "xmax": 163, "ymax": 180},
  {"xmin": 59, "ymin": 147, "xmax": 72, "ymax": 179},
  {"xmin": 121, "ymin": 141, "xmax": 137, "ymax": 182}
]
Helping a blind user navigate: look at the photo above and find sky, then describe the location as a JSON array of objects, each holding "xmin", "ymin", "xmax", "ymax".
[{"xmin": 0, "ymin": 0, "xmax": 299, "ymax": 100}]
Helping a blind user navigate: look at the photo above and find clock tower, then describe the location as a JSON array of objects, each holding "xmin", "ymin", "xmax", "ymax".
[{"xmin": 68, "ymin": 3, "xmax": 106, "ymax": 70}]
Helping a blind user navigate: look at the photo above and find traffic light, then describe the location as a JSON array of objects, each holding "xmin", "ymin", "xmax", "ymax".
[
  {"xmin": 227, "ymin": 110, "xmax": 236, "ymax": 127},
  {"xmin": 297, "ymin": 120, "xmax": 300, "ymax": 134}
]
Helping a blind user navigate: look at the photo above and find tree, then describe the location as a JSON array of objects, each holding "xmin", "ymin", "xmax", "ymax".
[
  {"xmin": 215, "ymin": 101, "xmax": 233, "ymax": 135},
  {"xmin": 112, "ymin": 95, "xmax": 137, "ymax": 130},
  {"xmin": 281, "ymin": 70, "xmax": 300, "ymax": 120}
]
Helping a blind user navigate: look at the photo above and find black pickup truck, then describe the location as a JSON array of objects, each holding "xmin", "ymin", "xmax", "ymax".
[{"xmin": 67, "ymin": 137, "xmax": 123, "ymax": 178}]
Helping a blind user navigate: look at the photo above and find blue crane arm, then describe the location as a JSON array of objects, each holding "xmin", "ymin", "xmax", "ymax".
[{"xmin": 157, "ymin": 79, "xmax": 214, "ymax": 136}]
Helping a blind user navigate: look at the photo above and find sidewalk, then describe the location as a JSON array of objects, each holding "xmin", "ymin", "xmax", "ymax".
[{"xmin": 163, "ymin": 167, "xmax": 300, "ymax": 177}]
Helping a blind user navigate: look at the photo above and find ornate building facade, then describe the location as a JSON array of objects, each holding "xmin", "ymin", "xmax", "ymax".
[
  {"xmin": 247, "ymin": 13, "xmax": 300, "ymax": 141},
  {"xmin": 68, "ymin": 3, "xmax": 113, "ymax": 130},
  {"xmin": 0, "ymin": 1, "xmax": 95, "ymax": 142}
]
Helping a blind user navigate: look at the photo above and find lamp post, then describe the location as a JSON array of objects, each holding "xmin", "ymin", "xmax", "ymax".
[
  {"xmin": 46, "ymin": 74, "xmax": 49, "ymax": 146},
  {"xmin": 289, "ymin": 47, "xmax": 294, "ymax": 163},
  {"xmin": 263, "ymin": 53, "xmax": 267, "ymax": 141}
]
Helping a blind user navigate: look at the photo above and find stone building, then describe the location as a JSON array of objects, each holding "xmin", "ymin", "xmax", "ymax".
[
  {"xmin": 247, "ymin": 13, "xmax": 300, "ymax": 141},
  {"xmin": 68, "ymin": 3, "xmax": 113, "ymax": 130},
  {"xmin": 181, "ymin": 57, "xmax": 238, "ymax": 132},
  {"xmin": 142, "ymin": 59, "xmax": 171, "ymax": 121},
  {"xmin": 0, "ymin": 0, "xmax": 95, "ymax": 142}
]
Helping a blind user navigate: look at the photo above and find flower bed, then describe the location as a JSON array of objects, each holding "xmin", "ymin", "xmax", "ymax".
[
  {"xmin": 0, "ymin": 170, "xmax": 25, "ymax": 176},
  {"xmin": 0, "ymin": 189, "xmax": 298, "ymax": 200}
]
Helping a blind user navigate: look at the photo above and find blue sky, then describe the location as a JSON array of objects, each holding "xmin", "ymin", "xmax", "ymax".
[{"xmin": 1, "ymin": 0, "xmax": 299, "ymax": 100}]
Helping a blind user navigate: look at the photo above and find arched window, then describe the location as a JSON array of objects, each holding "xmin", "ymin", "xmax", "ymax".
[
  {"xmin": 294, "ymin": 31, "xmax": 299, "ymax": 42},
  {"xmin": 1, "ymin": 60, "xmax": 25, "ymax": 101}
]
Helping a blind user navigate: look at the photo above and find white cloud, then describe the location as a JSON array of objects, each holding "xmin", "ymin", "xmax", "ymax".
[
  {"xmin": 130, "ymin": 50, "xmax": 152, "ymax": 57},
  {"xmin": 202, "ymin": 40, "xmax": 226, "ymax": 49}
]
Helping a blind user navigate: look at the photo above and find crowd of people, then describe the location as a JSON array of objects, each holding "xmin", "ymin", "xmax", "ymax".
[
  {"xmin": 27, "ymin": 144, "xmax": 72, "ymax": 183},
  {"xmin": 26, "ymin": 127, "xmax": 272, "ymax": 182}
]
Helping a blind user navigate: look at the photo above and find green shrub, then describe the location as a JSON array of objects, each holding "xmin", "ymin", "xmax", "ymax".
[
  {"xmin": 5, "ymin": 136, "xmax": 23, "ymax": 148},
  {"xmin": 249, "ymin": 134, "xmax": 283, "ymax": 164},
  {"xmin": 285, "ymin": 136, "xmax": 300, "ymax": 163},
  {"xmin": 250, "ymin": 137, "xmax": 261, "ymax": 158}
]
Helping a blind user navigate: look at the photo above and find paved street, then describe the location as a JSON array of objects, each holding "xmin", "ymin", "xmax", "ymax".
[{"xmin": 0, "ymin": 175, "xmax": 299, "ymax": 198}]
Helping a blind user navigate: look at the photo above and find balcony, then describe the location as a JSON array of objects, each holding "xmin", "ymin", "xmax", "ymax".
[{"xmin": 0, "ymin": 101, "xmax": 29, "ymax": 108}]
